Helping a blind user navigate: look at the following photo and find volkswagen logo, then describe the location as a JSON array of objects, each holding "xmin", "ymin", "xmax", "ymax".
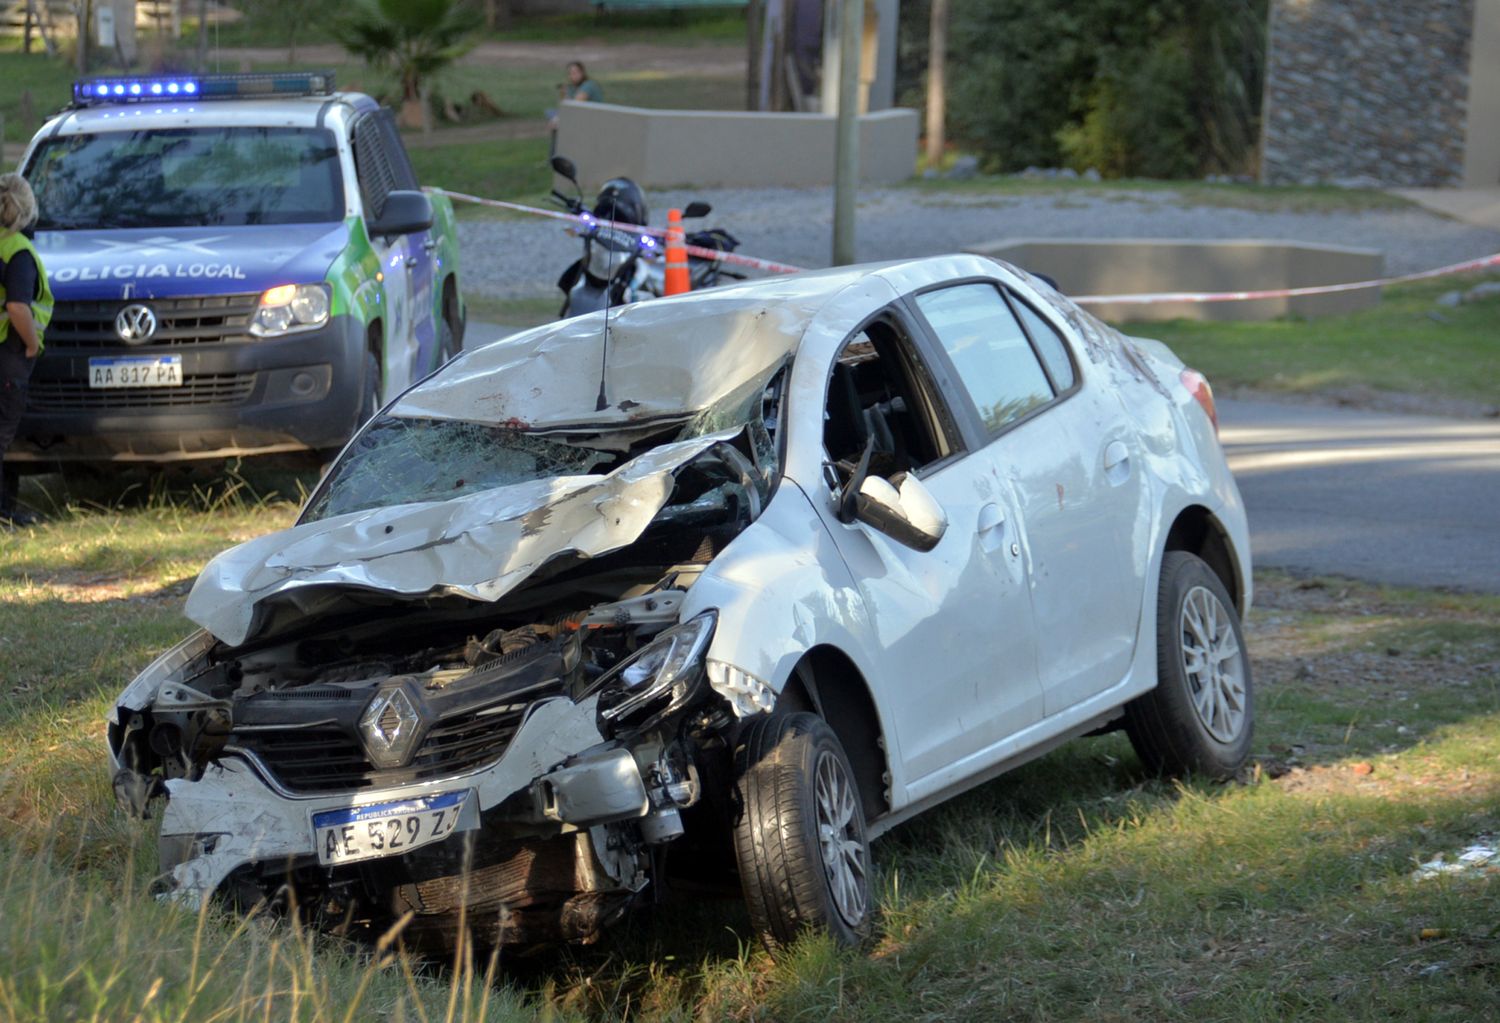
[{"xmin": 115, "ymin": 304, "xmax": 158, "ymax": 344}]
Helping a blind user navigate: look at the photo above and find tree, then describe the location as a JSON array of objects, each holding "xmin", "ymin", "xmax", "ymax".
[
  {"xmin": 335, "ymin": 0, "xmax": 482, "ymax": 131},
  {"xmin": 925, "ymin": 0, "xmax": 947, "ymax": 167}
]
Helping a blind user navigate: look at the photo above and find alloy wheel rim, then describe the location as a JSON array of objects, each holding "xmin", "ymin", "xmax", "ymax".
[
  {"xmin": 1179, "ymin": 585, "xmax": 1247, "ymax": 743},
  {"xmin": 814, "ymin": 749, "xmax": 868, "ymax": 927}
]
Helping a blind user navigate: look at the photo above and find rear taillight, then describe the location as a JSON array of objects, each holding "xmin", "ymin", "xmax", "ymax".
[{"xmin": 1180, "ymin": 369, "xmax": 1218, "ymax": 436}]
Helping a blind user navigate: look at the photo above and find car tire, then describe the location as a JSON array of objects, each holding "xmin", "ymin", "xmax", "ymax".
[
  {"xmin": 732, "ymin": 711, "xmax": 873, "ymax": 953},
  {"xmin": 1124, "ymin": 551, "xmax": 1253, "ymax": 778}
]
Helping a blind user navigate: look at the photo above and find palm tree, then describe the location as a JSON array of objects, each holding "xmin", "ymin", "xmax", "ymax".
[{"xmin": 335, "ymin": 0, "xmax": 482, "ymax": 131}]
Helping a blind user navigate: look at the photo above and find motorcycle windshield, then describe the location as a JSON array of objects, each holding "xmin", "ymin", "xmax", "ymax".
[{"xmin": 586, "ymin": 230, "xmax": 637, "ymax": 280}]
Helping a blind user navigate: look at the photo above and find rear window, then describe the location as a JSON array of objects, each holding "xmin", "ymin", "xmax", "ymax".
[{"xmin": 26, "ymin": 126, "xmax": 344, "ymax": 229}]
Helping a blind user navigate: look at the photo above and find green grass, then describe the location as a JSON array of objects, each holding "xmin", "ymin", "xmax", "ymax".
[
  {"xmin": 479, "ymin": 8, "xmax": 748, "ymax": 46},
  {"xmin": 1128, "ymin": 275, "xmax": 1500, "ymax": 406},
  {"xmin": 463, "ymin": 294, "xmax": 560, "ymax": 329},
  {"xmin": 3, "ymin": 468, "xmax": 1498, "ymax": 1022},
  {"xmin": 409, "ymin": 136, "xmax": 554, "ymax": 208},
  {"xmin": 0, "ymin": 51, "xmax": 77, "ymax": 145},
  {"xmin": 196, "ymin": 7, "xmax": 746, "ymax": 51}
]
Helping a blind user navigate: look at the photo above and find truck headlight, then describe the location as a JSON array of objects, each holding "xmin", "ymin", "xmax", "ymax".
[
  {"xmin": 250, "ymin": 283, "xmax": 331, "ymax": 337},
  {"xmin": 597, "ymin": 611, "xmax": 716, "ymax": 725}
]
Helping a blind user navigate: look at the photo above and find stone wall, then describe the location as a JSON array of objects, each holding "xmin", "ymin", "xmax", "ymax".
[{"xmin": 1261, "ymin": 0, "xmax": 1475, "ymax": 187}]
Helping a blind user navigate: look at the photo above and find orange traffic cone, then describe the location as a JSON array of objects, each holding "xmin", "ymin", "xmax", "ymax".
[{"xmin": 663, "ymin": 208, "xmax": 690, "ymax": 296}]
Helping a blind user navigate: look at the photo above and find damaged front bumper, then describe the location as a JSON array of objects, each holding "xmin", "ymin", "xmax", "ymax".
[{"xmin": 149, "ymin": 694, "xmax": 654, "ymax": 906}]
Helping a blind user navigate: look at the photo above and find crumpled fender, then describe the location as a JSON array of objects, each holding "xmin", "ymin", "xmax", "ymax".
[{"xmin": 186, "ymin": 429, "xmax": 739, "ymax": 646}]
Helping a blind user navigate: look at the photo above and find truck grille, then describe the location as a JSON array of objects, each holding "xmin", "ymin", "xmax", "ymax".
[
  {"xmin": 27, "ymin": 373, "xmax": 256, "ymax": 411},
  {"xmin": 46, "ymin": 294, "xmax": 260, "ymax": 348},
  {"xmin": 232, "ymin": 697, "xmax": 532, "ymax": 795}
]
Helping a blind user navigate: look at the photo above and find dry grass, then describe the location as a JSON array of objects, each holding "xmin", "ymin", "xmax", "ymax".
[{"xmin": 2, "ymin": 483, "xmax": 1497, "ymax": 1021}]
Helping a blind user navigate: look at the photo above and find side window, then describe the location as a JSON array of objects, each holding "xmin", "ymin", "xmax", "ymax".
[
  {"xmin": 374, "ymin": 109, "xmax": 420, "ymax": 191},
  {"xmin": 351, "ymin": 114, "xmax": 397, "ymax": 220},
  {"xmin": 914, "ymin": 283, "xmax": 1056, "ymax": 435},
  {"xmin": 823, "ymin": 315, "xmax": 961, "ymax": 488},
  {"xmin": 1010, "ymin": 296, "xmax": 1077, "ymax": 392}
]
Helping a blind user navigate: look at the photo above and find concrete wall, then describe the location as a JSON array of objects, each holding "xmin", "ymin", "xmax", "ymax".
[
  {"xmin": 1464, "ymin": 0, "xmax": 1500, "ymax": 186},
  {"xmin": 967, "ymin": 239, "xmax": 1384, "ymax": 323},
  {"xmin": 1261, "ymin": 0, "xmax": 1476, "ymax": 188},
  {"xmin": 554, "ymin": 101, "xmax": 918, "ymax": 188}
]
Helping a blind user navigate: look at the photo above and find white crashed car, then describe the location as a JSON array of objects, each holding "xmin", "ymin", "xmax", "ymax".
[{"xmin": 108, "ymin": 255, "xmax": 1252, "ymax": 953}]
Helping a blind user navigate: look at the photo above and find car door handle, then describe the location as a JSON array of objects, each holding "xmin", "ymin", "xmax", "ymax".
[
  {"xmin": 405, "ymin": 256, "xmax": 419, "ymax": 268},
  {"xmin": 1103, "ymin": 440, "xmax": 1131, "ymax": 484},
  {"xmin": 422, "ymin": 238, "xmax": 439, "ymax": 252},
  {"xmin": 977, "ymin": 502, "xmax": 1006, "ymax": 552},
  {"xmin": 977, "ymin": 502, "xmax": 1005, "ymax": 532}
]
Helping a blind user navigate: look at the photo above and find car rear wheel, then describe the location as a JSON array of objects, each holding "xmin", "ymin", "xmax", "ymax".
[
  {"xmin": 1125, "ymin": 551, "xmax": 1253, "ymax": 778},
  {"xmin": 732, "ymin": 711, "xmax": 872, "ymax": 953}
]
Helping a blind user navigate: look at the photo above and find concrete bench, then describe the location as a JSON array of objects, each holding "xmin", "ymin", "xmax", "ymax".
[
  {"xmin": 968, "ymin": 238, "xmax": 1384, "ymax": 322},
  {"xmin": 554, "ymin": 100, "xmax": 918, "ymax": 189}
]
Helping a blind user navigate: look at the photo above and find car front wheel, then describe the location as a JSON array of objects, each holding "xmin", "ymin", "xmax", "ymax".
[
  {"xmin": 732, "ymin": 711, "xmax": 873, "ymax": 953},
  {"xmin": 1125, "ymin": 551, "xmax": 1253, "ymax": 778}
]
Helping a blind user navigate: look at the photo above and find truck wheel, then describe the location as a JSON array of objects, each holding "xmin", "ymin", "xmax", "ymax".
[
  {"xmin": 1124, "ymin": 551, "xmax": 1253, "ymax": 778},
  {"xmin": 358, "ymin": 351, "xmax": 382, "ymax": 425},
  {"xmin": 732, "ymin": 712, "xmax": 872, "ymax": 953},
  {"xmin": 439, "ymin": 314, "xmax": 459, "ymax": 363}
]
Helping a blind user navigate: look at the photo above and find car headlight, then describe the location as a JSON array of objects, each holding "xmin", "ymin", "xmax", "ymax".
[
  {"xmin": 597, "ymin": 611, "xmax": 716, "ymax": 725},
  {"xmin": 250, "ymin": 283, "xmax": 331, "ymax": 337}
]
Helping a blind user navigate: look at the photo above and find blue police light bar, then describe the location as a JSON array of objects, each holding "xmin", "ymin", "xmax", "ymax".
[{"xmin": 72, "ymin": 71, "xmax": 336, "ymax": 107}]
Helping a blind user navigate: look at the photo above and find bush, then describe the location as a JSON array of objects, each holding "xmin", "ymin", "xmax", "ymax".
[{"xmin": 899, "ymin": 0, "xmax": 1267, "ymax": 178}]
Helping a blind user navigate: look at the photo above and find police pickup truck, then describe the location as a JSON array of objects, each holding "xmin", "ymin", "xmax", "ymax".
[{"xmin": 10, "ymin": 71, "xmax": 464, "ymax": 466}]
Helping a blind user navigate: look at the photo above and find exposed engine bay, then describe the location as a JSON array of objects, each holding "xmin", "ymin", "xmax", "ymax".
[{"xmin": 106, "ymin": 381, "xmax": 784, "ymax": 949}]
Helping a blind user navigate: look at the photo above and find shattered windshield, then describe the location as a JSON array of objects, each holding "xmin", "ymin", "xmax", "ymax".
[
  {"xmin": 303, "ymin": 418, "xmax": 614, "ymax": 522},
  {"xmin": 302, "ymin": 361, "xmax": 790, "ymax": 524}
]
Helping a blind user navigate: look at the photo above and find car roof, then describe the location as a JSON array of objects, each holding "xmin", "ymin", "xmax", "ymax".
[
  {"xmin": 390, "ymin": 255, "xmax": 1016, "ymax": 432},
  {"xmin": 37, "ymin": 92, "xmax": 376, "ymax": 137}
]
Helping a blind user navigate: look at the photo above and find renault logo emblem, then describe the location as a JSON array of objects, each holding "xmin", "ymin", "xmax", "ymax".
[{"xmin": 115, "ymin": 304, "xmax": 158, "ymax": 344}]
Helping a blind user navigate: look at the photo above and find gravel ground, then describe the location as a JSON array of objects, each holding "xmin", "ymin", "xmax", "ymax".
[{"xmin": 457, "ymin": 187, "xmax": 1500, "ymax": 300}]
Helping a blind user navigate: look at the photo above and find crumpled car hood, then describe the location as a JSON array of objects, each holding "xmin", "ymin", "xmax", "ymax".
[
  {"xmin": 392, "ymin": 271, "xmax": 849, "ymax": 430},
  {"xmin": 186, "ymin": 430, "xmax": 738, "ymax": 646}
]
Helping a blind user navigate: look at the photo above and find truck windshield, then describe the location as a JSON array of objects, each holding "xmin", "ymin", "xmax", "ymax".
[{"xmin": 26, "ymin": 127, "xmax": 344, "ymax": 229}]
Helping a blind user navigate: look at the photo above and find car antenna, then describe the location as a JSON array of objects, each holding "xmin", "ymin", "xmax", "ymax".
[{"xmin": 595, "ymin": 191, "xmax": 618, "ymax": 412}]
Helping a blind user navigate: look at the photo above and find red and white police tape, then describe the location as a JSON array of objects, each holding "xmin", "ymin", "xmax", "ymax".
[
  {"xmin": 434, "ymin": 189, "xmax": 806, "ymax": 275},
  {"xmin": 433, "ymin": 189, "xmax": 1500, "ymax": 306}
]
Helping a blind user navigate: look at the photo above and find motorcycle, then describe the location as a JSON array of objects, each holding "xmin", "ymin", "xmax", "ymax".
[{"xmin": 550, "ymin": 155, "xmax": 741, "ymax": 317}]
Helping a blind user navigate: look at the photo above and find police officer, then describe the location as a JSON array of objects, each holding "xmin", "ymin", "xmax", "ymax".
[{"xmin": 0, "ymin": 173, "xmax": 51, "ymax": 528}]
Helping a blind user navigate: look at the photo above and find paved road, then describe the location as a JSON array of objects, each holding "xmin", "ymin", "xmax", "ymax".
[{"xmin": 1219, "ymin": 398, "xmax": 1500, "ymax": 594}]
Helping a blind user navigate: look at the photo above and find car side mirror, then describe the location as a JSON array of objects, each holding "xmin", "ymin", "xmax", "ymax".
[
  {"xmin": 684, "ymin": 201, "xmax": 712, "ymax": 218},
  {"xmin": 853, "ymin": 473, "xmax": 948, "ymax": 552},
  {"xmin": 551, "ymin": 155, "xmax": 580, "ymax": 185},
  {"xmin": 369, "ymin": 190, "xmax": 433, "ymax": 238}
]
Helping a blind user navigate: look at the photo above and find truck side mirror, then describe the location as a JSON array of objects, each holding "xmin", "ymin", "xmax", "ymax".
[{"xmin": 369, "ymin": 190, "xmax": 433, "ymax": 238}]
